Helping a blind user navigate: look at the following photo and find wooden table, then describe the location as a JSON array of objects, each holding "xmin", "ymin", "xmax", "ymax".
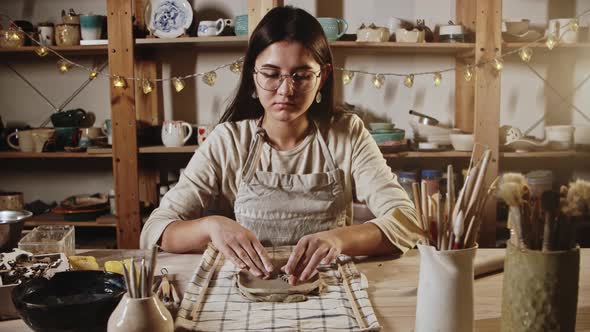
[{"xmin": 2, "ymin": 249, "xmax": 589, "ymax": 331}]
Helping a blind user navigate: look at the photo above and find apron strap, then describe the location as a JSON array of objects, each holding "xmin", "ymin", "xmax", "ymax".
[
  {"xmin": 313, "ymin": 120, "xmax": 337, "ymax": 172},
  {"xmin": 242, "ymin": 128, "xmax": 266, "ymax": 184}
]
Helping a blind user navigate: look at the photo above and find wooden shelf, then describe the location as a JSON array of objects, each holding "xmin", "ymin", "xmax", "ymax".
[
  {"xmin": 25, "ymin": 213, "xmax": 117, "ymax": 228},
  {"xmin": 503, "ymin": 42, "xmax": 590, "ymax": 51},
  {"xmin": 0, "ymin": 151, "xmax": 112, "ymax": 159},
  {"xmin": 136, "ymin": 36, "xmax": 248, "ymax": 48},
  {"xmin": 502, "ymin": 150, "xmax": 590, "ymax": 158},
  {"xmin": 330, "ymin": 41, "xmax": 475, "ymax": 54},
  {"xmin": 383, "ymin": 150, "xmax": 471, "ymax": 158},
  {"xmin": 139, "ymin": 145, "xmax": 198, "ymax": 153},
  {"xmin": 0, "ymin": 45, "xmax": 108, "ymax": 56}
]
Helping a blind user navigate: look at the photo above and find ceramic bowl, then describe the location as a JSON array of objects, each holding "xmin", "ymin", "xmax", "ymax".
[
  {"xmin": 449, "ymin": 133, "xmax": 474, "ymax": 151},
  {"xmin": 371, "ymin": 129, "xmax": 405, "ymax": 144},
  {"xmin": 368, "ymin": 122, "xmax": 394, "ymax": 131},
  {"xmin": 505, "ymin": 19, "xmax": 530, "ymax": 35},
  {"xmin": 574, "ymin": 125, "xmax": 590, "ymax": 146},
  {"xmin": 545, "ymin": 125, "xmax": 574, "ymax": 142},
  {"xmin": 12, "ymin": 270, "xmax": 126, "ymax": 332},
  {"xmin": 396, "ymin": 28, "xmax": 425, "ymax": 43}
]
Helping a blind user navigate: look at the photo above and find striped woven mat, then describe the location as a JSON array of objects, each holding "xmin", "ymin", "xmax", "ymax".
[{"xmin": 175, "ymin": 245, "xmax": 381, "ymax": 331}]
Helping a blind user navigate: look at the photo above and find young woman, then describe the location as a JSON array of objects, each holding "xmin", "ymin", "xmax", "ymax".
[{"xmin": 141, "ymin": 6, "xmax": 423, "ymax": 285}]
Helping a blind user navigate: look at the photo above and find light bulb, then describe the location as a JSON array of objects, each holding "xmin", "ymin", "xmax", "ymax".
[
  {"xmin": 35, "ymin": 46, "xmax": 48, "ymax": 57},
  {"xmin": 342, "ymin": 70, "xmax": 354, "ymax": 85},
  {"xmin": 433, "ymin": 72, "xmax": 442, "ymax": 87},
  {"xmin": 202, "ymin": 71, "xmax": 217, "ymax": 86},
  {"xmin": 546, "ymin": 33, "xmax": 558, "ymax": 50},
  {"xmin": 89, "ymin": 68, "xmax": 98, "ymax": 80},
  {"xmin": 464, "ymin": 67, "xmax": 473, "ymax": 82},
  {"xmin": 172, "ymin": 77, "xmax": 185, "ymax": 92},
  {"xmin": 142, "ymin": 79, "xmax": 153, "ymax": 94},
  {"xmin": 372, "ymin": 74, "xmax": 385, "ymax": 89},
  {"xmin": 404, "ymin": 74, "xmax": 414, "ymax": 88},
  {"xmin": 9, "ymin": 31, "xmax": 20, "ymax": 41},
  {"xmin": 570, "ymin": 19, "xmax": 579, "ymax": 32},
  {"xmin": 518, "ymin": 47, "xmax": 533, "ymax": 63},
  {"xmin": 113, "ymin": 75, "xmax": 126, "ymax": 88},
  {"xmin": 229, "ymin": 60, "xmax": 243, "ymax": 74},
  {"xmin": 57, "ymin": 59, "xmax": 71, "ymax": 73},
  {"xmin": 493, "ymin": 58, "xmax": 503, "ymax": 72}
]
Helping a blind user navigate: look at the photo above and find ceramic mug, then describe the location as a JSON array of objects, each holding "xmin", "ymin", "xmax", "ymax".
[
  {"xmin": 387, "ymin": 17, "xmax": 404, "ymax": 40},
  {"xmin": 161, "ymin": 121, "xmax": 193, "ymax": 147},
  {"xmin": 317, "ymin": 17, "xmax": 348, "ymax": 41},
  {"xmin": 235, "ymin": 14, "xmax": 248, "ymax": 36},
  {"xmin": 79, "ymin": 127, "xmax": 102, "ymax": 148},
  {"xmin": 37, "ymin": 24, "xmax": 54, "ymax": 46},
  {"xmin": 80, "ymin": 15, "xmax": 103, "ymax": 40},
  {"xmin": 197, "ymin": 125, "xmax": 213, "ymax": 145},
  {"xmin": 197, "ymin": 19, "xmax": 225, "ymax": 37},
  {"xmin": 548, "ymin": 18, "xmax": 578, "ymax": 43},
  {"xmin": 31, "ymin": 128, "xmax": 55, "ymax": 152},
  {"xmin": 7, "ymin": 130, "xmax": 34, "ymax": 152},
  {"xmin": 55, "ymin": 23, "xmax": 81, "ymax": 46},
  {"xmin": 54, "ymin": 127, "xmax": 80, "ymax": 150},
  {"xmin": 218, "ymin": 18, "xmax": 234, "ymax": 35}
]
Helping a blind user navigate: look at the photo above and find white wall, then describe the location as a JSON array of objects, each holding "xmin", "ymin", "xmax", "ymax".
[{"xmin": 1, "ymin": 0, "xmax": 589, "ymax": 202}]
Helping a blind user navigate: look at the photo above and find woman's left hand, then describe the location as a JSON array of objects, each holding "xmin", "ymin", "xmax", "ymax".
[{"xmin": 282, "ymin": 230, "xmax": 343, "ymax": 285}]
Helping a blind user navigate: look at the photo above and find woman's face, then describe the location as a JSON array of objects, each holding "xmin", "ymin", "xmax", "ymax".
[{"xmin": 253, "ymin": 41, "xmax": 327, "ymax": 124}]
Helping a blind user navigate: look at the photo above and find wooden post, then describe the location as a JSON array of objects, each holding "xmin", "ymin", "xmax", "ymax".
[
  {"xmin": 455, "ymin": 0, "xmax": 476, "ymax": 133},
  {"xmin": 107, "ymin": 0, "xmax": 141, "ymax": 249},
  {"xmin": 474, "ymin": 0, "xmax": 502, "ymax": 248},
  {"xmin": 135, "ymin": 54, "xmax": 161, "ymax": 207},
  {"xmin": 247, "ymin": 0, "xmax": 284, "ymax": 35}
]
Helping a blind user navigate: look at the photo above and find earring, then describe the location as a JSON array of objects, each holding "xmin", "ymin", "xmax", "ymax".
[
  {"xmin": 252, "ymin": 90, "xmax": 258, "ymax": 99},
  {"xmin": 315, "ymin": 91, "xmax": 322, "ymax": 103}
]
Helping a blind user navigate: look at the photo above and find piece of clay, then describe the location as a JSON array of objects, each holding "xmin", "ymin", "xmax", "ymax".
[{"xmin": 235, "ymin": 258, "xmax": 322, "ymax": 303}]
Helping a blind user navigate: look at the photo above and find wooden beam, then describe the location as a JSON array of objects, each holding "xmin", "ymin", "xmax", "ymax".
[
  {"xmin": 474, "ymin": 0, "xmax": 501, "ymax": 248},
  {"xmin": 455, "ymin": 0, "xmax": 476, "ymax": 133},
  {"xmin": 247, "ymin": 0, "xmax": 284, "ymax": 35},
  {"xmin": 107, "ymin": 0, "xmax": 141, "ymax": 249},
  {"xmin": 135, "ymin": 53, "xmax": 161, "ymax": 207}
]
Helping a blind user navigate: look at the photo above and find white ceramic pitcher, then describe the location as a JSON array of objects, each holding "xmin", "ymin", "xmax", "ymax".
[{"xmin": 161, "ymin": 121, "xmax": 193, "ymax": 147}]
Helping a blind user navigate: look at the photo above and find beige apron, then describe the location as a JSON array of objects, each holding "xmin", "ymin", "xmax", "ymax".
[{"xmin": 234, "ymin": 123, "xmax": 348, "ymax": 246}]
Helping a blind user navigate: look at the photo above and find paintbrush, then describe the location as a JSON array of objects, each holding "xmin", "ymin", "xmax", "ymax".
[
  {"xmin": 541, "ymin": 191, "xmax": 559, "ymax": 252},
  {"xmin": 464, "ymin": 176, "xmax": 499, "ymax": 248},
  {"xmin": 129, "ymin": 258, "xmax": 137, "ymax": 298},
  {"xmin": 498, "ymin": 181, "xmax": 526, "ymax": 249},
  {"xmin": 147, "ymin": 245, "xmax": 158, "ymax": 296}
]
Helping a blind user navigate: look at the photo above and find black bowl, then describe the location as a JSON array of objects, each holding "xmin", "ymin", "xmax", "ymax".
[{"xmin": 11, "ymin": 271, "xmax": 126, "ymax": 332}]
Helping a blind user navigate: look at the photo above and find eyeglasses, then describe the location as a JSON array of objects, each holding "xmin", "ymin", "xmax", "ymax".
[{"xmin": 253, "ymin": 68, "xmax": 321, "ymax": 92}]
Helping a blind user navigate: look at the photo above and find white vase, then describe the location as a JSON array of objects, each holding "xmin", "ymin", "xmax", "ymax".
[{"xmin": 107, "ymin": 294, "xmax": 174, "ymax": 332}]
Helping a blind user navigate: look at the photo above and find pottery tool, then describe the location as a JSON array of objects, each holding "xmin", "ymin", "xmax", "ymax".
[
  {"xmin": 452, "ymin": 210, "xmax": 465, "ymax": 249},
  {"xmin": 129, "ymin": 258, "xmax": 137, "ymax": 298},
  {"xmin": 147, "ymin": 245, "xmax": 158, "ymax": 296},
  {"xmin": 140, "ymin": 259, "xmax": 147, "ymax": 298},
  {"xmin": 463, "ymin": 176, "xmax": 499, "ymax": 248},
  {"xmin": 338, "ymin": 261, "xmax": 367, "ymax": 329},
  {"xmin": 122, "ymin": 263, "xmax": 132, "ymax": 298},
  {"xmin": 420, "ymin": 180, "xmax": 430, "ymax": 243},
  {"xmin": 412, "ymin": 182, "xmax": 425, "ymax": 230},
  {"xmin": 436, "ymin": 194, "xmax": 443, "ymax": 249},
  {"xmin": 189, "ymin": 250, "xmax": 223, "ymax": 321}
]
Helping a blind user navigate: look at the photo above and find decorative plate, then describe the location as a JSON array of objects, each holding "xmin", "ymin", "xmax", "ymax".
[{"xmin": 145, "ymin": 0, "xmax": 193, "ymax": 38}]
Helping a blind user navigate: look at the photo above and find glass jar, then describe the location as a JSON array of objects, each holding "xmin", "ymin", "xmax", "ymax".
[
  {"xmin": 397, "ymin": 171, "xmax": 418, "ymax": 200},
  {"xmin": 421, "ymin": 169, "xmax": 442, "ymax": 196}
]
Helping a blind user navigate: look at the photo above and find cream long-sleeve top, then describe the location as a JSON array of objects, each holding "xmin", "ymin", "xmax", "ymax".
[{"xmin": 140, "ymin": 112, "xmax": 424, "ymax": 253}]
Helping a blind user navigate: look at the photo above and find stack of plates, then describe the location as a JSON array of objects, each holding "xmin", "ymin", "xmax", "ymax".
[{"xmin": 410, "ymin": 121, "xmax": 452, "ymax": 146}]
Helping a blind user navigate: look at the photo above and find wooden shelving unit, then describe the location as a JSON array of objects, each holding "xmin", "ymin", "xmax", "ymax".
[
  {"xmin": 139, "ymin": 145, "xmax": 198, "ymax": 154},
  {"xmin": 25, "ymin": 213, "xmax": 117, "ymax": 228},
  {"xmin": 0, "ymin": 151, "xmax": 112, "ymax": 159},
  {"xmin": 0, "ymin": 45, "xmax": 108, "ymax": 56}
]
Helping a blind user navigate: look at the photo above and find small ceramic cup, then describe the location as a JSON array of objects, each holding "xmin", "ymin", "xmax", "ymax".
[
  {"xmin": 31, "ymin": 128, "xmax": 55, "ymax": 152},
  {"xmin": 55, "ymin": 23, "xmax": 81, "ymax": 46},
  {"xmin": 161, "ymin": 121, "xmax": 193, "ymax": 147},
  {"xmin": 197, "ymin": 125, "xmax": 213, "ymax": 145},
  {"xmin": 102, "ymin": 119, "xmax": 113, "ymax": 145},
  {"xmin": 37, "ymin": 23, "xmax": 55, "ymax": 46},
  {"xmin": 6, "ymin": 130, "xmax": 34, "ymax": 152},
  {"xmin": 197, "ymin": 19, "xmax": 225, "ymax": 37},
  {"xmin": 234, "ymin": 14, "xmax": 248, "ymax": 36},
  {"xmin": 80, "ymin": 15, "xmax": 103, "ymax": 40},
  {"xmin": 317, "ymin": 17, "xmax": 348, "ymax": 41}
]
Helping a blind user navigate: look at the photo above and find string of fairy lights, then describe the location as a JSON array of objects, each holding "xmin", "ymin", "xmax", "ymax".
[{"xmin": 1, "ymin": 9, "xmax": 589, "ymax": 94}]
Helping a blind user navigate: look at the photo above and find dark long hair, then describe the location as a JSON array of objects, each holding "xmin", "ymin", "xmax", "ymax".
[{"xmin": 220, "ymin": 6, "xmax": 337, "ymax": 124}]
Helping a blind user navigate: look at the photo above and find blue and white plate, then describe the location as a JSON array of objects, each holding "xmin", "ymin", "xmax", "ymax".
[{"xmin": 145, "ymin": 0, "xmax": 193, "ymax": 38}]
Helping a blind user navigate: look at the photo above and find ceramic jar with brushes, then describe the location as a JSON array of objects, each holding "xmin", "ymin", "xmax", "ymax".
[
  {"xmin": 414, "ymin": 148, "xmax": 496, "ymax": 332},
  {"xmin": 498, "ymin": 176, "xmax": 587, "ymax": 332},
  {"xmin": 108, "ymin": 246, "xmax": 173, "ymax": 332}
]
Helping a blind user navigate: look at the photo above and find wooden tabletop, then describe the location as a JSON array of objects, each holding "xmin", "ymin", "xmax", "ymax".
[{"xmin": 2, "ymin": 249, "xmax": 589, "ymax": 331}]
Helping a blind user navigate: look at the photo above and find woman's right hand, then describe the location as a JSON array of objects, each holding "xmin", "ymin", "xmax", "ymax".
[{"xmin": 205, "ymin": 215, "xmax": 274, "ymax": 278}]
